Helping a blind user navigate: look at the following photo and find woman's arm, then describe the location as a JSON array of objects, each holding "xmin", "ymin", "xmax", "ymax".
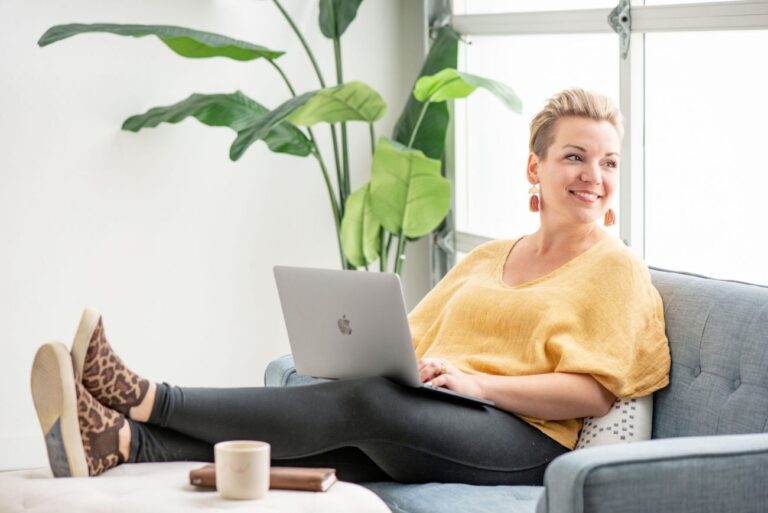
[
  {"xmin": 473, "ymin": 372, "xmax": 616, "ymax": 420},
  {"xmin": 420, "ymin": 358, "xmax": 615, "ymax": 420}
]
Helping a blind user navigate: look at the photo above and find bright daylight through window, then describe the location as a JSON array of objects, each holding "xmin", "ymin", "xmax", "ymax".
[{"xmin": 451, "ymin": 0, "xmax": 768, "ymax": 285}]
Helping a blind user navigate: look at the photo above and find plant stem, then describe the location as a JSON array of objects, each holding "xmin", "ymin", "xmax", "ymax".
[
  {"xmin": 268, "ymin": 60, "xmax": 296, "ymax": 96},
  {"xmin": 272, "ymin": 0, "xmax": 326, "ymax": 88},
  {"xmin": 326, "ymin": 0, "xmax": 352, "ymax": 203},
  {"xmin": 331, "ymin": 125, "xmax": 344, "ymax": 216},
  {"xmin": 271, "ymin": 0, "xmax": 345, "ymax": 226},
  {"xmin": 341, "ymin": 125, "xmax": 350, "ymax": 198},
  {"xmin": 328, "ymin": 0, "xmax": 342, "ymax": 85},
  {"xmin": 379, "ymin": 230, "xmax": 386, "ymax": 272},
  {"xmin": 268, "ymin": 60, "xmax": 346, "ymax": 269},
  {"xmin": 391, "ymin": 101, "xmax": 433, "ymax": 275},
  {"xmin": 387, "ymin": 232, "xmax": 395, "ymax": 273},
  {"xmin": 408, "ymin": 100, "xmax": 431, "ymax": 148},
  {"xmin": 368, "ymin": 123, "xmax": 376, "ymax": 155},
  {"xmin": 311, "ymin": 139, "xmax": 347, "ymax": 269}
]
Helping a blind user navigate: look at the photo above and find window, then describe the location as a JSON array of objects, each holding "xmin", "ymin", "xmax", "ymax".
[
  {"xmin": 450, "ymin": 1, "xmax": 768, "ymax": 285},
  {"xmin": 644, "ymin": 29, "xmax": 768, "ymax": 283},
  {"xmin": 453, "ymin": 0, "xmax": 617, "ymax": 15},
  {"xmin": 455, "ymin": 33, "xmax": 619, "ymax": 241}
]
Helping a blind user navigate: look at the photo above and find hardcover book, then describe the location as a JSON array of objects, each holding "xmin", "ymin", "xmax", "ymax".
[{"xmin": 189, "ymin": 464, "xmax": 337, "ymax": 492}]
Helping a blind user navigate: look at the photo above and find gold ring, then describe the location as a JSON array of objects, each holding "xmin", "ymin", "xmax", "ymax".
[{"xmin": 439, "ymin": 359, "xmax": 447, "ymax": 375}]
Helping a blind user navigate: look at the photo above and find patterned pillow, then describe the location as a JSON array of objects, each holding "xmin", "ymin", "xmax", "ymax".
[{"xmin": 575, "ymin": 395, "xmax": 654, "ymax": 449}]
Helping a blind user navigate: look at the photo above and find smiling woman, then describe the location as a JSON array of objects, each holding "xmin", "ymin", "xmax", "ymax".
[
  {"xmin": 28, "ymin": 88, "xmax": 670, "ymax": 488},
  {"xmin": 529, "ymin": 117, "xmax": 620, "ymax": 227},
  {"xmin": 409, "ymin": 88, "xmax": 669, "ymax": 448}
]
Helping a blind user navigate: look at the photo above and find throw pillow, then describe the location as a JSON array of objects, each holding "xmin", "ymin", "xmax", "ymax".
[{"xmin": 575, "ymin": 395, "xmax": 653, "ymax": 449}]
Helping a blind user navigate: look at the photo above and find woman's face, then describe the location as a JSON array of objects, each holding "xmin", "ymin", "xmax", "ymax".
[{"xmin": 528, "ymin": 116, "xmax": 620, "ymax": 228}]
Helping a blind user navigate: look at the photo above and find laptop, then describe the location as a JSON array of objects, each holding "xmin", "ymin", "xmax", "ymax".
[{"xmin": 273, "ymin": 265, "xmax": 495, "ymax": 408}]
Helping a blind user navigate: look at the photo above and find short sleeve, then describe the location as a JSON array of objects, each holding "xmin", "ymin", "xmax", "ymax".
[{"xmin": 547, "ymin": 253, "xmax": 671, "ymax": 399}]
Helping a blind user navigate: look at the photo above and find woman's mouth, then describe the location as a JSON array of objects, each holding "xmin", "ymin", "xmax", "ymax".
[{"xmin": 570, "ymin": 190, "xmax": 600, "ymax": 203}]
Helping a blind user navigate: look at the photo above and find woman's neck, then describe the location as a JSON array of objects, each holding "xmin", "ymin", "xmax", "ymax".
[{"xmin": 527, "ymin": 224, "xmax": 606, "ymax": 257}]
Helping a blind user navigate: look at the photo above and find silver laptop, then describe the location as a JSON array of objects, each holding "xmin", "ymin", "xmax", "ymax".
[{"xmin": 273, "ymin": 265, "xmax": 495, "ymax": 407}]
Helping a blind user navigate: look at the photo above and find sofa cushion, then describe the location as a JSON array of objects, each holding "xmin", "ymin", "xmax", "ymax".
[
  {"xmin": 362, "ymin": 482, "xmax": 542, "ymax": 513},
  {"xmin": 649, "ymin": 268, "xmax": 768, "ymax": 438}
]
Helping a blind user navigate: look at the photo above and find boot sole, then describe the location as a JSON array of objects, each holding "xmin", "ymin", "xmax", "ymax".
[
  {"xmin": 30, "ymin": 342, "xmax": 88, "ymax": 477},
  {"xmin": 70, "ymin": 307, "xmax": 101, "ymax": 382}
]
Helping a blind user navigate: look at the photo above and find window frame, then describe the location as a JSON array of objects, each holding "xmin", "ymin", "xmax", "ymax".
[{"xmin": 444, "ymin": 0, "xmax": 768, "ymax": 260}]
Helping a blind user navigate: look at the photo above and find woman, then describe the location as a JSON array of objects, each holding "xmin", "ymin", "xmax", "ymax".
[{"xmin": 31, "ymin": 88, "xmax": 670, "ymax": 485}]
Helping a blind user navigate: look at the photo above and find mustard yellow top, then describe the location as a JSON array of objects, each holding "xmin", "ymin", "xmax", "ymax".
[{"xmin": 407, "ymin": 236, "xmax": 671, "ymax": 449}]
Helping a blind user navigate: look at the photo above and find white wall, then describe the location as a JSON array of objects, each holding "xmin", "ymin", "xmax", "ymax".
[{"xmin": 0, "ymin": 0, "xmax": 429, "ymax": 470}]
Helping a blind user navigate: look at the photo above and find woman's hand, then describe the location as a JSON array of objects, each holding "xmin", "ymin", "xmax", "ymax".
[{"xmin": 417, "ymin": 358, "xmax": 485, "ymax": 399}]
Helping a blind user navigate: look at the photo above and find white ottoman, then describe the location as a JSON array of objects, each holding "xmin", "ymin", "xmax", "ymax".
[{"xmin": 0, "ymin": 462, "xmax": 391, "ymax": 513}]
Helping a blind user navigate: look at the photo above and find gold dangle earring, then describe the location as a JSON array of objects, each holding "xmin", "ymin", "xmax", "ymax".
[
  {"xmin": 528, "ymin": 185, "xmax": 540, "ymax": 212},
  {"xmin": 604, "ymin": 208, "xmax": 616, "ymax": 226}
]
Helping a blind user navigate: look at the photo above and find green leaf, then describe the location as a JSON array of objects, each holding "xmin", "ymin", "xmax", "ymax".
[
  {"xmin": 340, "ymin": 183, "xmax": 382, "ymax": 267},
  {"xmin": 287, "ymin": 81, "xmax": 387, "ymax": 126},
  {"xmin": 230, "ymin": 92, "xmax": 315, "ymax": 161},
  {"xmin": 369, "ymin": 138, "xmax": 451, "ymax": 238},
  {"xmin": 122, "ymin": 92, "xmax": 312, "ymax": 157},
  {"xmin": 414, "ymin": 68, "xmax": 523, "ymax": 112},
  {"xmin": 319, "ymin": 0, "xmax": 364, "ymax": 38},
  {"xmin": 392, "ymin": 26, "xmax": 459, "ymax": 160},
  {"xmin": 231, "ymin": 81, "xmax": 386, "ymax": 161},
  {"xmin": 38, "ymin": 24, "xmax": 284, "ymax": 62}
]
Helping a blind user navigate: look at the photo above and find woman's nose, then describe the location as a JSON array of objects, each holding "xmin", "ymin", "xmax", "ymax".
[{"xmin": 580, "ymin": 161, "xmax": 602, "ymax": 184}]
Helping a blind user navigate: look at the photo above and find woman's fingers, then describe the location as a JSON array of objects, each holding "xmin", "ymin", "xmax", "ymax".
[
  {"xmin": 428, "ymin": 374, "xmax": 448, "ymax": 388},
  {"xmin": 428, "ymin": 372, "xmax": 482, "ymax": 398},
  {"xmin": 417, "ymin": 358, "xmax": 445, "ymax": 383}
]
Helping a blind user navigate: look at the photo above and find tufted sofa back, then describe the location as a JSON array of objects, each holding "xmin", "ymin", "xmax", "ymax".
[{"xmin": 649, "ymin": 268, "xmax": 768, "ymax": 439}]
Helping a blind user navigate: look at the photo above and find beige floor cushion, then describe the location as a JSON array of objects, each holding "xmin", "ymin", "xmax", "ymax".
[{"xmin": 0, "ymin": 461, "xmax": 391, "ymax": 513}]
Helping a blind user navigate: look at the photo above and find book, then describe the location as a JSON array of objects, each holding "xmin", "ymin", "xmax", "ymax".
[{"xmin": 189, "ymin": 464, "xmax": 337, "ymax": 492}]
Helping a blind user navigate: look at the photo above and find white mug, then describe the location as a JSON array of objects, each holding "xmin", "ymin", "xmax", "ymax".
[{"xmin": 214, "ymin": 440, "xmax": 271, "ymax": 500}]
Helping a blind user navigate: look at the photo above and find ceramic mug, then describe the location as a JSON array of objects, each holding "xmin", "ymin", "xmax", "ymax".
[{"xmin": 214, "ymin": 440, "xmax": 271, "ymax": 500}]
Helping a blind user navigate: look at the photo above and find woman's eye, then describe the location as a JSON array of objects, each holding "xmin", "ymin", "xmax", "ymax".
[
  {"xmin": 565, "ymin": 154, "xmax": 582, "ymax": 162},
  {"xmin": 604, "ymin": 160, "xmax": 618, "ymax": 168}
]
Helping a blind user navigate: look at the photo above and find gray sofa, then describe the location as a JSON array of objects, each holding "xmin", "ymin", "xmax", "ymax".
[{"xmin": 264, "ymin": 267, "xmax": 768, "ymax": 513}]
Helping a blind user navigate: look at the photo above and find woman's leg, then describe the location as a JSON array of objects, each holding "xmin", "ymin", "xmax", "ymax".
[
  {"xmin": 68, "ymin": 310, "xmax": 392, "ymax": 481},
  {"xmin": 146, "ymin": 377, "xmax": 568, "ymax": 485},
  {"xmin": 128, "ymin": 420, "xmax": 390, "ymax": 481},
  {"xmin": 127, "ymin": 421, "xmax": 211, "ymax": 463},
  {"xmin": 72, "ymin": 311, "xmax": 566, "ymax": 484}
]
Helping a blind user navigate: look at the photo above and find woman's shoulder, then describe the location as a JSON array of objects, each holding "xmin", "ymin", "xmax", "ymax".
[{"xmin": 592, "ymin": 236, "xmax": 652, "ymax": 283}]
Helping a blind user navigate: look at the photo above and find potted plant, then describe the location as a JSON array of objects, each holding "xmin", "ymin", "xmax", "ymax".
[{"xmin": 39, "ymin": 0, "xmax": 521, "ymax": 277}]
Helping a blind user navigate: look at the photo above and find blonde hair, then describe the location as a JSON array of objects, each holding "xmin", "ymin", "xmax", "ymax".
[{"xmin": 529, "ymin": 88, "xmax": 623, "ymax": 159}]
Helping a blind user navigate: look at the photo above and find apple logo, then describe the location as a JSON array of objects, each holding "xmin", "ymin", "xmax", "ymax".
[{"xmin": 337, "ymin": 314, "xmax": 352, "ymax": 335}]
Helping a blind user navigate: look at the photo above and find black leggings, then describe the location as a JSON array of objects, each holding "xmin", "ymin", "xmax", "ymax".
[{"xmin": 127, "ymin": 376, "xmax": 568, "ymax": 484}]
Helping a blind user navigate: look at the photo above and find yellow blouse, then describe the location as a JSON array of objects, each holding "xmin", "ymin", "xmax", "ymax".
[{"xmin": 407, "ymin": 236, "xmax": 671, "ymax": 449}]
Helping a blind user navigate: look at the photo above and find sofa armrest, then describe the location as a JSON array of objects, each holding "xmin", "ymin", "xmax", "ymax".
[
  {"xmin": 536, "ymin": 433, "xmax": 768, "ymax": 513},
  {"xmin": 264, "ymin": 354, "xmax": 330, "ymax": 387}
]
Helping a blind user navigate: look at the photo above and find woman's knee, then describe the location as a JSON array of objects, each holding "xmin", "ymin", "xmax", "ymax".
[
  {"xmin": 336, "ymin": 376, "xmax": 402, "ymax": 404},
  {"xmin": 335, "ymin": 377, "xmax": 415, "ymax": 423}
]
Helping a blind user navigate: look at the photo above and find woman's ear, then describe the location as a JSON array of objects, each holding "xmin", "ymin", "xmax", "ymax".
[{"xmin": 526, "ymin": 153, "xmax": 540, "ymax": 185}]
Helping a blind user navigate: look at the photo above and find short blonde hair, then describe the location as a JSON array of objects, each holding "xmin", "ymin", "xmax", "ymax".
[{"xmin": 529, "ymin": 88, "xmax": 623, "ymax": 159}]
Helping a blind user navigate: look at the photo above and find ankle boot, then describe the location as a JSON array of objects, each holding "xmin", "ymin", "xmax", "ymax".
[
  {"xmin": 32, "ymin": 342, "xmax": 127, "ymax": 477},
  {"xmin": 71, "ymin": 308, "xmax": 149, "ymax": 415}
]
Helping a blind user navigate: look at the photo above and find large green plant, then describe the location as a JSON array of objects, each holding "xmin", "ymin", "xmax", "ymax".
[{"xmin": 39, "ymin": 1, "xmax": 521, "ymax": 277}]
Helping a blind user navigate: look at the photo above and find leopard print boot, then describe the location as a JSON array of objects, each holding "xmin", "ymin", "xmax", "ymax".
[
  {"xmin": 75, "ymin": 379, "xmax": 127, "ymax": 476},
  {"xmin": 70, "ymin": 308, "xmax": 149, "ymax": 416},
  {"xmin": 31, "ymin": 342, "xmax": 126, "ymax": 477}
]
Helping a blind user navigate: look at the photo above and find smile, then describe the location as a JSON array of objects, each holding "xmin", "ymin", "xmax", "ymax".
[{"xmin": 569, "ymin": 191, "xmax": 601, "ymax": 202}]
